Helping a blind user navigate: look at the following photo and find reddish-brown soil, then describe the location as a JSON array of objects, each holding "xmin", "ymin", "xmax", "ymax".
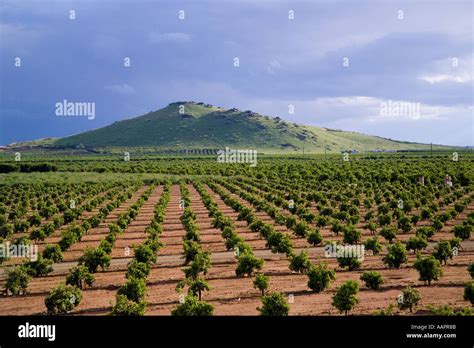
[{"xmin": 0, "ymin": 184, "xmax": 472, "ymax": 316}]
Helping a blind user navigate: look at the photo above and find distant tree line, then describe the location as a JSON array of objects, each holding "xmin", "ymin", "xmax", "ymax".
[{"xmin": 0, "ymin": 163, "xmax": 58, "ymax": 173}]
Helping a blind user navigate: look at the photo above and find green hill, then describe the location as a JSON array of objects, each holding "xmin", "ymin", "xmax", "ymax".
[{"xmin": 42, "ymin": 101, "xmax": 453, "ymax": 153}]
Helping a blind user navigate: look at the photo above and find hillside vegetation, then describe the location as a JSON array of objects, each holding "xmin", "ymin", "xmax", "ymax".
[{"xmin": 12, "ymin": 102, "xmax": 456, "ymax": 154}]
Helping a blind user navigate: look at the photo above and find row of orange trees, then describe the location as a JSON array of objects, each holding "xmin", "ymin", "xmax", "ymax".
[
  {"xmin": 171, "ymin": 182, "xmax": 213, "ymax": 315},
  {"xmin": 44, "ymin": 183, "xmax": 158, "ymax": 314},
  {"xmin": 111, "ymin": 182, "xmax": 170, "ymax": 315}
]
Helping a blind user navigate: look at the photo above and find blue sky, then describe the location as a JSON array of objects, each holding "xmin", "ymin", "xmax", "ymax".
[{"xmin": 1, "ymin": 0, "xmax": 473, "ymax": 146}]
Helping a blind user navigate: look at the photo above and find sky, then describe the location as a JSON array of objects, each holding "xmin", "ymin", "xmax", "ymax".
[{"xmin": 0, "ymin": 0, "xmax": 473, "ymax": 146}]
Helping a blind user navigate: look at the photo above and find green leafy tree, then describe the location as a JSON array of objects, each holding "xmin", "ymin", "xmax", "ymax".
[
  {"xmin": 379, "ymin": 226, "xmax": 397, "ymax": 243},
  {"xmin": 343, "ymin": 225, "xmax": 361, "ymax": 244},
  {"xmin": 171, "ymin": 295, "xmax": 214, "ymax": 316},
  {"xmin": 398, "ymin": 216, "xmax": 413, "ymax": 233},
  {"xmin": 235, "ymin": 253, "xmax": 264, "ymax": 277},
  {"xmin": 337, "ymin": 256, "xmax": 361, "ymax": 271},
  {"xmin": 184, "ymin": 224, "xmax": 201, "ymax": 242},
  {"xmin": 432, "ymin": 219, "xmax": 443, "ymax": 232},
  {"xmin": 28, "ymin": 213, "xmax": 41, "ymax": 227},
  {"xmin": 360, "ymin": 271, "xmax": 383, "ymax": 290},
  {"xmin": 364, "ymin": 237, "xmax": 382, "ymax": 255},
  {"xmin": 117, "ymin": 215, "xmax": 130, "ymax": 229},
  {"xmin": 82, "ymin": 220, "xmax": 91, "ymax": 232},
  {"xmin": 58, "ymin": 224, "xmax": 84, "ymax": 251},
  {"xmin": 383, "ymin": 242, "xmax": 407, "ymax": 269},
  {"xmin": 453, "ymin": 224, "xmax": 471, "ymax": 240},
  {"xmin": 257, "ymin": 292, "xmax": 289, "ymax": 316},
  {"xmin": 397, "ymin": 287, "xmax": 420, "ymax": 313},
  {"xmin": 289, "ymin": 251, "xmax": 311, "ymax": 273},
  {"xmin": 332, "ymin": 280, "xmax": 359, "ymax": 315},
  {"xmin": 118, "ymin": 277, "xmax": 147, "ymax": 302},
  {"xmin": 42, "ymin": 244, "xmax": 63, "ymax": 262},
  {"xmin": 187, "ymin": 277, "xmax": 211, "ymax": 301},
  {"xmin": 449, "ymin": 237, "xmax": 461, "ymax": 251},
  {"xmin": 184, "ymin": 251, "xmax": 211, "ymax": 279},
  {"xmin": 331, "ymin": 220, "xmax": 344, "ymax": 235},
  {"xmin": 378, "ymin": 214, "xmax": 392, "ymax": 226},
  {"xmin": 378, "ymin": 203, "xmax": 390, "ymax": 215},
  {"xmin": 23, "ymin": 255, "xmax": 53, "ymax": 277},
  {"xmin": 134, "ymin": 244, "xmax": 157, "ymax": 264},
  {"xmin": 266, "ymin": 232, "xmax": 293, "ymax": 255},
  {"xmin": 406, "ymin": 236, "xmax": 428, "ymax": 252},
  {"xmin": 432, "ymin": 241, "xmax": 453, "ymax": 265},
  {"xmin": 66, "ymin": 265, "xmax": 95, "ymax": 289},
  {"xmin": 63, "ymin": 209, "xmax": 77, "ymax": 224},
  {"xmin": 402, "ymin": 200, "xmax": 414, "ymax": 213},
  {"xmin": 293, "ymin": 220, "xmax": 310, "ymax": 238},
  {"xmin": 99, "ymin": 238, "xmax": 113, "ymax": 254},
  {"xmin": 315, "ymin": 215, "xmax": 329, "ymax": 228},
  {"xmin": 420, "ymin": 208, "xmax": 432, "ymax": 220},
  {"xmin": 88, "ymin": 215, "xmax": 101, "ymax": 228},
  {"xmin": 468, "ymin": 263, "xmax": 474, "ymax": 279},
  {"xmin": 363, "ymin": 221, "xmax": 378, "ymax": 235},
  {"xmin": 237, "ymin": 207, "xmax": 253, "ymax": 222},
  {"xmin": 45, "ymin": 283, "xmax": 82, "ymax": 314},
  {"xmin": 413, "ymin": 255, "xmax": 443, "ymax": 285},
  {"xmin": 145, "ymin": 236, "xmax": 163, "ymax": 253},
  {"xmin": 307, "ymin": 263, "xmax": 336, "ymax": 293},
  {"xmin": 220, "ymin": 226, "xmax": 235, "ymax": 240},
  {"xmin": 14, "ymin": 236, "xmax": 30, "ymax": 247},
  {"xmin": 307, "ymin": 229, "xmax": 323, "ymax": 246},
  {"xmin": 39, "ymin": 205, "xmax": 56, "ymax": 219},
  {"xmin": 30, "ymin": 228, "xmax": 47, "ymax": 241},
  {"xmin": 225, "ymin": 234, "xmax": 244, "ymax": 251},
  {"xmin": 454, "ymin": 203, "xmax": 465, "ymax": 213},
  {"xmin": 3, "ymin": 267, "xmax": 31, "ymax": 295},
  {"xmin": 464, "ymin": 281, "xmax": 474, "ymax": 305},
  {"xmin": 13, "ymin": 220, "xmax": 29, "ymax": 233},
  {"xmin": 411, "ymin": 214, "xmax": 421, "ymax": 226},
  {"xmin": 126, "ymin": 259, "xmax": 151, "ymax": 280},
  {"xmin": 182, "ymin": 240, "xmax": 201, "ymax": 265},
  {"xmin": 42, "ymin": 222, "xmax": 55, "ymax": 237},
  {"xmin": 111, "ymin": 294, "xmax": 146, "ymax": 316},
  {"xmin": 79, "ymin": 247, "xmax": 111, "ymax": 273},
  {"xmin": 253, "ymin": 274, "xmax": 270, "ymax": 296},
  {"xmin": 416, "ymin": 226, "xmax": 435, "ymax": 241}
]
